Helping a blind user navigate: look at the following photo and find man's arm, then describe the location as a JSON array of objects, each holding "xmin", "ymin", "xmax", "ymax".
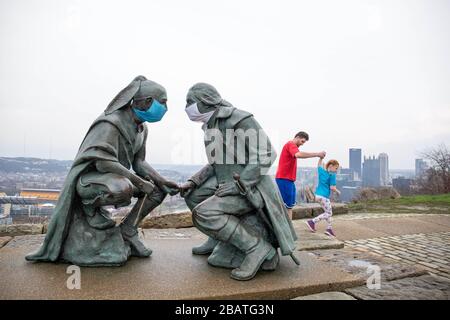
[{"xmin": 295, "ymin": 151, "xmax": 326, "ymax": 159}]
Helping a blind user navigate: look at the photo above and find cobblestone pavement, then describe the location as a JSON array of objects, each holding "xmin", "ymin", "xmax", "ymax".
[{"xmin": 345, "ymin": 231, "xmax": 450, "ymax": 280}]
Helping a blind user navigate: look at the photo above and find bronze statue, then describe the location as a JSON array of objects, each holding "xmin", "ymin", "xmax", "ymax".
[
  {"xmin": 180, "ymin": 83, "xmax": 298, "ymax": 281},
  {"xmin": 26, "ymin": 76, "xmax": 179, "ymax": 266}
]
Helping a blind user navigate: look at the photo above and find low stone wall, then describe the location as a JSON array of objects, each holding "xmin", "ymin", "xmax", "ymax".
[
  {"xmin": 0, "ymin": 223, "xmax": 44, "ymax": 237},
  {"xmin": 0, "ymin": 203, "xmax": 349, "ymax": 236},
  {"xmin": 139, "ymin": 203, "xmax": 348, "ymax": 229},
  {"xmin": 140, "ymin": 211, "xmax": 193, "ymax": 229},
  {"xmin": 292, "ymin": 203, "xmax": 348, "ymax": 220}
]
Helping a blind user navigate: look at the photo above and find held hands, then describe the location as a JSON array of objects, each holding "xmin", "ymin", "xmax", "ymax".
[
  {"xmin": 140, "ymin": 176, "xmax": 180, "ymax": 196},
  {"xmin": 161, "ymin": 180, "xmax": 180, "ymax": 196},
  {"xmin": 179, "ymin": 180, "xmax": 196, "ymax": 198},
  {"xmin": 215, "ymin": 182, "xmax": 240, "ymax": 197},
  {"xmin": 318, "ymin": 151, "xmax": 326, "ymax": 159}
]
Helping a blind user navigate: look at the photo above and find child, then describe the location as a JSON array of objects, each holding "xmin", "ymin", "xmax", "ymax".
[{"xmin": 306, "ymin": 158, "xmax": 340, "ymax": 237}]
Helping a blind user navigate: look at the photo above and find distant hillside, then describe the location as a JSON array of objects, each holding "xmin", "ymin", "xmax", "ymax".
[
  {"xmin": 0, "ymin": 157, "xmax": 73, "ymax": 173},
  {"xmin": 0, "ymin": 157, "xmax": 203, "ymax": 176}
]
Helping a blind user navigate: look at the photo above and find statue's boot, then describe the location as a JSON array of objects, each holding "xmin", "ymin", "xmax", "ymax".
[
  {"xmin": 119, "ymin": 197, "xmax": 153, "ymax": 258},
  {"xmin": 207, "ymin": 241, "xmax": 243, "ymax": 269},
  {"xmin": 217, "ymin": 218, "xmax": 275, "ymax": 281},
  {"xmin": 192, "ymin": 237, "xmax": 218, "ymax": 255},
  {"xmin": 208, "ymin": 242, "xmax": 279, "ymax": 271},
  {"xmin": 120, "ymin": 223, "xmax": 152, "ymax": 257},
  {"xmin": 83, "ymin": 205, "xmax": 116, "ymax": 230},
  {"xmin": 261, "ymin": 250, "xmax": 279, "ymax": 271}
]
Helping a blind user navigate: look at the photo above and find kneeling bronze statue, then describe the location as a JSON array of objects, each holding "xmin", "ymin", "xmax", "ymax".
[
  {"xmin": 26, "ymin": 76, "xmax": 179, "ymax": 266},
  {"xmin": 180, "ymin": 83, "xmax": 298, "ymax": 281}
]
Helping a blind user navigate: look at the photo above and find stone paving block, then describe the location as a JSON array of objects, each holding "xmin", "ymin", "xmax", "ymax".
[
  {"xmin": 293, "ymin": 292, "xmax": 356, "ymax": 300},
  {"xmin": 345, "ymin": 275, "xmax": 450, "ymax": 300},
  {"xmin": 345, "ymin": 231, "xmax": 450, "ymax": 280},
  {"xmin": 0, "ymin": 236, "xmax": 12, "ymax": 249},
  {"xmin": 311, "ymin": 248, "xmax": 427, "ymax": 283},
  {"xmin": 297, "ymin": 232, "xmax": 344, "ymax": 251}
]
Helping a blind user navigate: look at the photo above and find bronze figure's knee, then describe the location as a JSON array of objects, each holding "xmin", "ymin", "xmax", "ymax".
[{"xmin": 77, "ymin": 172, "xmax": 133, "ymax": 207}]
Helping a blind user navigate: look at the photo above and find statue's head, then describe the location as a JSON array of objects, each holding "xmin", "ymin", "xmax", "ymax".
[
  {"xmin": 185, "ymin": 83, "xmax": 232, "ymax": 123},
  {"xmin": 105, "ymin": 76, "xmax": 168, "ymax": 123}
]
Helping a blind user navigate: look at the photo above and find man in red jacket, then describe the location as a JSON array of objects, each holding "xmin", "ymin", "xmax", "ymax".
[{"xmin": 275, "ymin": 131, "xmax": 325, "ymax": 219}]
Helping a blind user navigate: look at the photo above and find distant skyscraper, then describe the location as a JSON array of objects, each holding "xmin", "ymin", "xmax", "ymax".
[
  {"xmin": 349, "ymin": 148, "xmax": 362, "ymax": 180},
  {"xmin": 415, "ymin": 159, "xmax": 428, "ymax": 177},
  {"xmin": 363, "ymin": 155, "xmax": 381, "ymax": 187},
  {"xmin": 379, "ymin": 153, "xmax": 389, "ymax": 186}
]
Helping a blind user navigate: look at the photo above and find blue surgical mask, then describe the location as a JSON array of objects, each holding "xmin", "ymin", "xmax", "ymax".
[{"xmin": 132, "ymin": 99, "xmax": 167, "ymax": 123}]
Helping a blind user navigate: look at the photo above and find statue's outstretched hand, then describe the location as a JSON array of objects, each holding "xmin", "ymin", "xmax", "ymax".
[
  {"xmin": 179, "ymin": 181, "xmax": 196, "ymax": 198},
  {"xmin": 161, "ymin": 180, "xmax": 180, "ymax": 196},
  {"xmin": 215, "ymin": 182, "xmax": 240, "ymax": 197}
]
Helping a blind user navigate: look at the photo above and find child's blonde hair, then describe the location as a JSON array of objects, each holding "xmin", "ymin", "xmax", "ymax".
[{"xmin": 326, "ymin": 159, "xmax": 340, "ymax": 169}]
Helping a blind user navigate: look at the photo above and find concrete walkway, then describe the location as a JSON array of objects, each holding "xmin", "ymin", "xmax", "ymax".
[
  {"xmin": 294, "ymin": 213, "xmax": 450, "ymax": 241},
  {"xmin": 294, "ymin": 213, "xmax": 450, "ymax": 280}
]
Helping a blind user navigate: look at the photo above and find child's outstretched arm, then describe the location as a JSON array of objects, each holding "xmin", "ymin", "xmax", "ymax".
[
  {"xmin": 331, "ymin": 185, "xmax": 341, "ymax": 195},
  {"xmin": 318, "ymin": 157, "xmax": 324, "ymax": 168}
]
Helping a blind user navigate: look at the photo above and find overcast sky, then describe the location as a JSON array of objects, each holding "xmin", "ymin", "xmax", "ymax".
[{"xmin": 1, "ymin": 0, "xmax": 449, "ymax": 169}]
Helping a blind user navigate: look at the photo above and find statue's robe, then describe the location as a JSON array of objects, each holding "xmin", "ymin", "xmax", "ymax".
[
  {"xmin": 190, "ymin": 106, "xmax": 298, "ymax": 256},
  {"xmin": 26, "ymin": 109, "xmax": 146, "ymax": 262}
]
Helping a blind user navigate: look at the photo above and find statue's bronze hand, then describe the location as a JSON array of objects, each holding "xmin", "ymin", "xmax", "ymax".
[
  {"xmin": 140, "ymin": 179, "xmax": 155, "ymax": 196},
  {"xmin": 215, "ymin": 182, "xmax": 240, "ymax": 197},
  {"xmin": 180, "ymin": 181, "xmax": 196, "ymax": 198},
  {"xmin": 161, "ymin": 180, "xmax": 180, "ymax": 196}
]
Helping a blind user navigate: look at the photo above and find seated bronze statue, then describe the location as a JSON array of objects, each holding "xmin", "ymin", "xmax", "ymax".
[{"xmin": 26, "ymin": 75, "xmax": 179, "ymax": 266}]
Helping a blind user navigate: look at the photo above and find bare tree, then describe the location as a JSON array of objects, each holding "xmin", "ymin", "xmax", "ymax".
[{"xmin": 417, "ymin": 144, "xmax": 450, "ymax": 194}]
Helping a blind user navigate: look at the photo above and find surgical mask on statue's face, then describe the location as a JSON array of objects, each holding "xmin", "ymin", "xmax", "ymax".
[
  {"xmin": 132, "ymin": 99, "xmax": 167, "ymax": 123},
  {"xmin": 185, "ymin": 102, "xmax": 215, "ymax": 123}
]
